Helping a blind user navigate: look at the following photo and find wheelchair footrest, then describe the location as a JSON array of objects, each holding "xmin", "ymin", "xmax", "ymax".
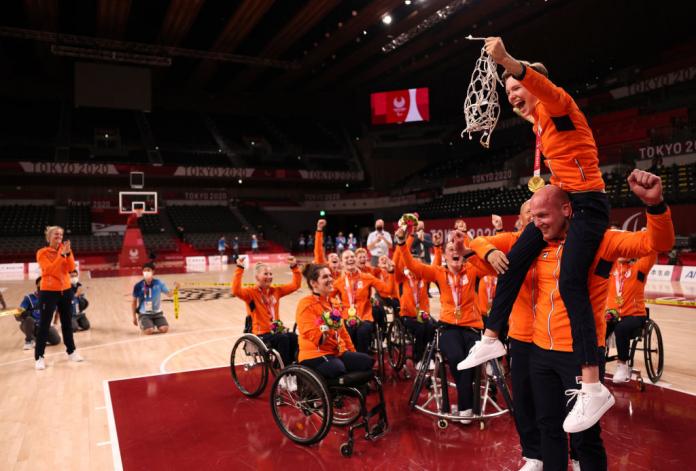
[{"xmin": 327, "ymin": 371, "xmax": 374, "ymax": 388}]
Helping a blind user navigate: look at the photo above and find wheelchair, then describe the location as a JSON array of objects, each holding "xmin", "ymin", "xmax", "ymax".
[
  {"xmin": 605, "ymin": 307, "xmax": 664, "ymax": 391},
  {"xmin": 269, "ymin": 364, "xmax": 388, "ymax": 457},
  {"xmin": 229, "ymin": 315, "xmax": 288, "ymax": 397},
  {"xmin": 408, "ymin": 325, "xmax": 513, "ymax": 430}
]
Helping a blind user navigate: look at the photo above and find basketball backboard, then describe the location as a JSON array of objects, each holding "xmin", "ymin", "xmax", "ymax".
[{"xmin": 118, "ymin": 191, "xmax": 158, "ymax": 214}]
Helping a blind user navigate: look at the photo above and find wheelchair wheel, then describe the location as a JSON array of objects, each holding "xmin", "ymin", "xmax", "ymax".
[
  {"xmin": 408, "ymin": 340, "xmax": 435, "ymax": 409},
  {"xmin": 643, "ymin": 319, "xmax": 664, "ymax": 383},
  {"xmin": 386, "ymin": 320, "xmax": 407, "ymax": 372},
  {"xmin": 270, "ymin": 365, "xmax": 332, "ymax": 445},
  {"xmin": 230, "ymin": 335, "xmax": 269, "ymax": 397},
  {"xmin": 374, "ymin": 324, "xmax": 385, "ymax": 380},
  {"xmin": 331, "ymin": 392, "xmax": 362, "ymax": 426}
]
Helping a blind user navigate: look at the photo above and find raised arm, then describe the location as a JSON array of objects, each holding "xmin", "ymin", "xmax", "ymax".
[
  {"xmin": 469, "ymin": 231, "xmax": 520, "ymax": 274},
  {"xmin": 313, "ymin": 219, "xmax": 326, "ymax": 264},
  {"xmin": 278, "ymin": 257, "xmax": 302, "ymax": 296},
  {"xmin": 396, "ymin": 237, "xmax": 439, "ymax": 282},
  {"xmin": 485, "ymin": 36, "xmax": 571, "ymax": 115},
  {"xmin": 231, "ymin": 264, "xmax": 252, "ymax": 301}
]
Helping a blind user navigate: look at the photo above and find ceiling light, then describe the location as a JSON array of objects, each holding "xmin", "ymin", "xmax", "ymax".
[
  {"xmin": 382, "ymin": 15, "xmax": 392, "ymax": 25},
  {"xmin": 405, "ymin": 0, "xmax": 412, "ymax": 4}
]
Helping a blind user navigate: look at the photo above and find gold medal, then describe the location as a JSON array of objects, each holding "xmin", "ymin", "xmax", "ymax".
[
  {"xmin": 527, "ymin": 175, "xmax": 545, "ymax": 193},
  {"xmin": 615, "ymin": 296, "xmax": 624, "ymax": 306},
  {"xmin": 348, "ymin": 306, "xmax": 357, "ymax": 317},
  {"xmin": 454, "ymin": 306, "xmax": 462, "ymax": 319}
]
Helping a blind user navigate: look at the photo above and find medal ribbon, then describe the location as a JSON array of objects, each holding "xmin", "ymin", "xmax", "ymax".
[
  {"xmin": 259, "ymin": 287, "xmax": 276, "ymax": 321},
  {"xmin": 533, "ymin": 123, "xmax": 542, "ymax": 178},
  {"xmin": 614, "ymin": 264, "xmax": 629, "ymax": 299},
  {"xmin": 406, "ymin": 272, "xmax": 422, "ymax": 309},
  {"xmin": 447, "ymin": 273, "xmax": 462, "ymax": 312},
  {"xmin": 344, "ymin": 273, "xmax": 358, "ymax": 309}
]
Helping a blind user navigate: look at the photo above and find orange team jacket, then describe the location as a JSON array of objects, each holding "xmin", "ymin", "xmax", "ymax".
[
  {"xmin": 37, "ymin": 245, "xmax": 76, "ymax": 291},
  {"xmin": 605, "ymin": 252, "xmax": 657, "ymax": 318},
  {"xmin": 332, "ymin": 270, "xmax": 394, "ymax": 321},
  {"xmin": 296, "ymin": 294, "xmax": 356, "ymax": 362},
  {"xmin": 488, "ymin": 207, "xmax": 673, "ymax": 352},
  {"xmin": 398, "ymin": 239, "xmax": 495, "ymax": 328},
  {"xmin": 477, "ymin": 276, "xmax": 498, "ymax": 316},
  {"xmin": 470, "ymin": 232, "xmax": 535, "ymax": 343},
  {"xmin": 231, "ymin": 266, "xmax": 302, "ymax": 335},
  {"xmin": 521, "ymin": 66, "xmax": 604, "ymax": 192},
  {"xmin": 392, "ymin": 235, "xmax": 441, "ymax": 317}
]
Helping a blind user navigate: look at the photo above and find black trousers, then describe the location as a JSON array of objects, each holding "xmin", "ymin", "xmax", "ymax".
[
  {"xmin": 35, "ymin": 290, "xmax": 76, "ymax": 360},
  {"xmin": 301, "ymin": 351, "xmax": 374, "ymax": 379},
  {"xmin": 260, "ymin": 332, "xmax": 298, "ymax": 366},
  {"xmin": 347, "ymin": 320, "xmax": 374, "ymax": 354},
  {"xmin": 487, "ymin": 192, "xmax": 610, "ymax": 366},
  {"xmin": 530, "ymin": 345, "xmax": 607, "ymax": 471},
  {"xmin": 438, "ymin": 324, "xmax": 479, "ymax": 410},
  {"xmin": 609, "ymin": 316, "xmax": 645, "ymax": 362},
  {"xmin": 403, "ymin": 317, "xmax": 435, "ymax": 364},
  {"xmin": 509, "ymin": 339, "xmax": 541, "ymax": 460}
]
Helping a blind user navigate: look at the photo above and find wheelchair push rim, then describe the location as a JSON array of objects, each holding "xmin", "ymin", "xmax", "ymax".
[
  {"xmin": 386, "ymin": 321, "xmax": 407, "ymax": 372},
  {"xmin": 643, "ymin": 319, "xmax": 664, "ymax": 383},
  {"xmin": 270, "ymin": 366, "xmax": 333, "ymax": 445},
  {"xmin": 230, "ymin": 334, "xmax": 269, "ymax": 397}
]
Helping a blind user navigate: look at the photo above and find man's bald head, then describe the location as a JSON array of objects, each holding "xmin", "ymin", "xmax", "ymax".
[
  {"xmin": 519, "ymin": 199, "xmax": 532, "ymax": 227},
  {"xmin": 530, "ymin": 185, "xmax": 572, "ymax": 241}
]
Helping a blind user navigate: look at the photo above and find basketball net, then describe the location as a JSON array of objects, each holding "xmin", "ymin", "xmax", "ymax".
[
  {"xmin": 461, "ymin": 44, "xmax": 503, "ymax": 148},
  {"xmin": 134, "ymin": 208, "xmax": 144, "ymax": 219}
]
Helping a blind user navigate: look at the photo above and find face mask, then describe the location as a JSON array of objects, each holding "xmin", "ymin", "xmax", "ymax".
[
  {"xmin": 70, "ymin": 276, "xmax": 79, "ymax": 284},
  {"xmin": 376, "ymin": 226, "xmax": 384, "ymax": 232},
  {"xmin": 143, "ymin": 271, "xmax": 153, "ymax": 280}
]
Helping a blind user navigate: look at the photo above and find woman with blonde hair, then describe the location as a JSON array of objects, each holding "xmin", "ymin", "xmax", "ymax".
[{"xmin": 34, "ymin": 226, "xmax": 84, "ymax": 370}]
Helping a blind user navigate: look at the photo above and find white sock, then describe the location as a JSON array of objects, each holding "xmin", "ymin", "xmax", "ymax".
[{"xmin": 581, "ymin": 382, "xmax": 603, "ymax": 394}]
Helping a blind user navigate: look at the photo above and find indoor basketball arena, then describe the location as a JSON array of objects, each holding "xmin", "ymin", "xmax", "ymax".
[{"xmin": 1, "ymin": 1, "xmax": 696, "ymax": 470}]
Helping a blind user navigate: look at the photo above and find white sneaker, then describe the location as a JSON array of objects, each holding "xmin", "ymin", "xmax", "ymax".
[
  {"xmin": 23, "ymin": 341, "xmax": 33, "ymax": 351},
  {"xmin": 457, "ymin": 409, "xmax": 473, "ymax": 425},
  {"xmin": 571, "ymin": 459, "xmax": 581, "ymax": 471},
  {"xmin": 68, "ymin": 351, "xmax": 84, "ymax": 362},
  {"xmin": 457, "ymin": 337, "xmax": 506, "ymax": 370},
  {"xmin": 428, "ymin": 360, "xmax": 435, "ymax": 370},
  {"xmin": 518, "ymin": 458, "xmax": 543, "ymax": 471},
  {"xmin": 612, "ymin": 363, "xmax": 630, "ymax": 384},
  {"xmin": 562, "ymin": 383, "xmax": 615, "ymax": 433},
  {"xmin": 35, "ymin": 357, "xmax": 46, "ymax": 370},
  {"xmin": 279, "ymin": 376, "xmax": 297, "ymax": 392}
]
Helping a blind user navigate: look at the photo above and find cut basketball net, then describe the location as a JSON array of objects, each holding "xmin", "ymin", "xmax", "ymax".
[{"xmin": 461, "ymin": 35, "xmax": 503, "ymax": 148}]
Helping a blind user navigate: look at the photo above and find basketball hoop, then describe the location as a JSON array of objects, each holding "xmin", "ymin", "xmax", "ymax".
[{"xmin": 461, "ymin": 39, "xmax": 503, "ymax": 148}]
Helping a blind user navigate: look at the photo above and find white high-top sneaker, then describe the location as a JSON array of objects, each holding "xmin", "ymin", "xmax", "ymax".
[{"xmin": 612, "ymin": 363, "xmax": 631, "ymax": 384}]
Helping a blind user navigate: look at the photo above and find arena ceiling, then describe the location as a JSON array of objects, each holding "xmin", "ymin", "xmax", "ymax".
[{"xmin": 0, "ymin": 0, "xmax": 694, "ymax": 114}]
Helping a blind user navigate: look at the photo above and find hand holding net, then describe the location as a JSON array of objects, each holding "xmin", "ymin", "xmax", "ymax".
[{"xmin": 461, "ymin": 42, "xmax": 503, "ymax": 148}]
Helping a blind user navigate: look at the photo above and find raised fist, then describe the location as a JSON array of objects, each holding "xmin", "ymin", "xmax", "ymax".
[{"xmin": 628, "ymin": 169, "xmax": 663, "ymax": 206}]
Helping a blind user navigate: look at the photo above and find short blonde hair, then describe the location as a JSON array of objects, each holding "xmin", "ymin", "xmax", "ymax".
[
  {"xmin": 44, "ymin": 225, "xmax": 64, "ymax": 243},
  {"xmin": 254, "ymin": 263, "xmax": 270, "ymax": 275},
  {"xmin": 355, "ymin": 248, "xmax": 368, "ymax": 256}
]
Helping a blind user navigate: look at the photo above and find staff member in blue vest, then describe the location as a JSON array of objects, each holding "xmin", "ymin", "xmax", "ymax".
[
  {"xmin": 132, "ymin": 262, "xmax": 179, "ymax": 335},
  {"xmin": 17, "ymin": 277, "xmax": 61, "ymax": 350}
]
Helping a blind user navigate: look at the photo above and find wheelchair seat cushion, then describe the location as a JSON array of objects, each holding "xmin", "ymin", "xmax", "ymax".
[{"xmin": 327, "ymin": 370, "xmax": 374, "ymax": 388}]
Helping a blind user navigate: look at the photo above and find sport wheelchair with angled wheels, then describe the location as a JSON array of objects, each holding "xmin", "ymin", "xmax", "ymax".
[
  {"xmin": 270, "ymin": 365, "xmax": 388, "ymax": 457},
  {"xmin": 230, "ymin": 315, "xmax": 294, "ymax": 397},
  {"xmin": 408, "ymin": 325, "xmax": 513, "ymax": 430},
  {"xmin": 605, "ymin": 307, "xmax": 664, "ymax": 391}
]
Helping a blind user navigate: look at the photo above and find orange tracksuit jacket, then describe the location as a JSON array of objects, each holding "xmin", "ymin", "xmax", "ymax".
[
  {"xmin": 296, "ymin": 294, "xmax": 356, "ymax": 362},
  {"xmin": 232, "ymin": 266, "xmax": 301, "ymax": 335},
  {"xmin": 37, "ymin": 245, "xmax": 76, "ymax": 291},
  {"xmin": 332, "ymin": 270, "xmax": 394, "ymax": 322},
  {"xmin": 398, "ymin": 240, "xmax": 495, "ymax": 328},
  {"xmin": 393, "ymin": 235, "xmax": 442, "ymax": 317},
  {"xmin": 521, "ymin": 66, "xmax": 604, "ymax": 192},
  {"xmin": 605, "ymin": 252, "xmax": 658, "ymax": 318},
  {"xmin": 510, "ymin": 209, "xmax": 672, "ymax": 352},
  {"xmin": 470, "ymin": 231, "xmax": 535, "ymax": 343}
]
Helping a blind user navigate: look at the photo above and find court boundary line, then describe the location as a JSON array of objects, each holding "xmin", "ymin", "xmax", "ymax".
[
  {"xmin": 159, "ymin": 336, "xmax": 234, "ymax": 374},
  {"xmin": 106, "ymin": 363, "xmax": 229, "ymax": 383},
  {"xmin": 102, "ymin": 379, "xmax": 123, "ymax": 471}
]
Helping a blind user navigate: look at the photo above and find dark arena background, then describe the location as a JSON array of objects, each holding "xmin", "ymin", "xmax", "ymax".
[{"xmin": 1, "ymin": 1, "xmax": 696, "ymax": 470}]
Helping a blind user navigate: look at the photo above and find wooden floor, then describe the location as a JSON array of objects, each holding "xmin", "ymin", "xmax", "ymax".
[{"xmin": 1, "ymin": 265, "xmax": 695, "ymax": 471}]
